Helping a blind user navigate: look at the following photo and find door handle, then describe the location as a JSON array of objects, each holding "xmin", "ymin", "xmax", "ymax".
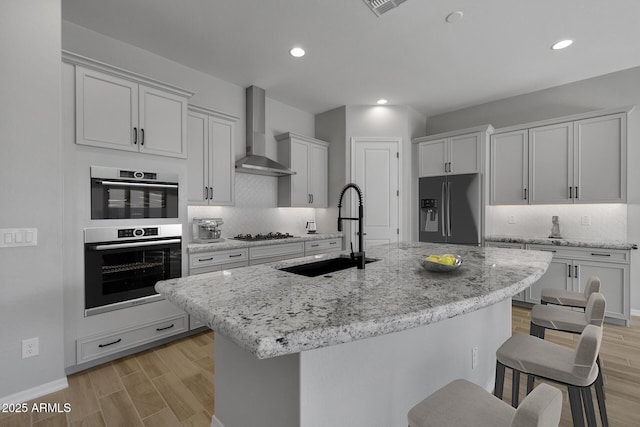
[
  {"xmin": 209, "ymin": 187, "xmax": 213, "ymax": 200},
  {"xmin": 569, "ymin": 187, "xmax": 573, "ymax": 199},
  {"xmin": 141, "ymin": 128, "xmax": 145, "ymax": 146},
  {"xmin": 567, "ymin": 265, "xmax": 571, "ymax": 278},
  {"xmin": 229, "ymin": 253, "xmax": 243, "ymax": 258},
  {"xmin": 98, "ymin": 338, "xmax": 122, "ymax": 348},
  {"xmin": 575, "ymin": 186, "xmax": 579, "ymax": 199},
  {"xmin": 574, "ymin": 265, "xmax": 578, "ymax": 278},
  {"xmin": 133, "ymin": 127, "xmax": 138, "ymax": 145},
  {"xmin": 446, "ymin": 182, "xmax": 452, "ymax": 237},
  {"xmin": 204, "ymin": 187, "xmax": 208, "ymax": 200},
  {"xmin": 523, "ymin": 188, "xmax": 527, "ymax": 200},
  {"xmin": 156, "ymin": 323, "xmax": 174, "ymax": 332},
  {"xmin": 441, "ymin": 182, "xmax": 446, "ymax": 237}
]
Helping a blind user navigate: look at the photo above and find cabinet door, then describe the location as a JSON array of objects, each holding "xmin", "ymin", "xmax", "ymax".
[
  {"xmin": 574, "ymin": 114, "xmax": 626, "ymax": 203},
  {"xmin": 139, "ymin": 86, "xmax": 187, "ymax": 158},
  {"xmin": 529, "ymin": 122, "xmax": 573, "ymax": 204},
  {"xmin": 490, "ymin": 130, "xmax": 528, "ymax": 205},
  {"xmin": 209, "ymin": 116, "xmax": 235, "ymax": 205},
  {"xmin": 290, "ymin": 139, "xmax": 310, "ymax": 206},
  {"xmin": 418, "ymin": 139, "xmax": 447, "ymax": 177},
  {"xmin": 76, "ymin": 67, "xmax": 138, "ymax": 151},
  {"xmin": 308, "ymin": 143, "xmax": 328, "ymax": 207},
  {"xmin": 449, "ymin": 133, "xmax": 480, "ymax": 175},
  {"xmin": 575, "ymin": 260, "xmax": 629, "ymax": 321},
  {"xmin": 187, "ymin": 112, "xmax": 209, "ymax": 205},
  {"xmin": 527, "ymin": 256, "xmax": 572, "ymax": 304}
]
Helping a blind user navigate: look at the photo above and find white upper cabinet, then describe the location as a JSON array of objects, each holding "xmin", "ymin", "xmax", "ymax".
[
  {"xmin": 490, "ymin": 107, "xmax": 631, "ymax": 205},
  {"xmin": 187, "ymin": 106, "xmax": 238, "ymax": 206},
  {"xmin": 277, "ymin": 132, "xmax": 329, "ymax": 207},
  {"xmin": 414, "ymin": 125, "xmax": 491, "ymax": 177},
  {"xmin": 490, "ymin": 130, "xmax": 529, "ymax": 205},
  {"xmin": 67, "ymin": 52, "xmax": 193, "ymax": 159},
  {"xmin": 574, "ymin": 113, "xmax": 627, "ymax": 203},
  {"xmin": 529, "ymin": 122, "xmax": 573, "ymax": 204}
]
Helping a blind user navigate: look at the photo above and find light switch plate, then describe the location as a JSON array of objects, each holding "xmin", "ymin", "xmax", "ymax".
[
  {"xmin": 581, "ymin": 216, "xmax": 591, "ymax": 226},
  {"xmin": 508, "ymin": 215, "xmax": 516, "ymax": 224},
  {"xmin": 0, "ymin": 228, "xmax": 38, "ymax": 247}
]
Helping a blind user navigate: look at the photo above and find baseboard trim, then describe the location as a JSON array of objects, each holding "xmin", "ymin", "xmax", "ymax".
[
  {"xmin": 0, "ymin": 377, "xmax": 68, "ymax": 406},
  {"xmin": 211, "ymin": 415, "xmax": 225, "ymax": 427},
  {"xmin": 631, "ymin": 309, "xmax": 640, "ymax": 317}
]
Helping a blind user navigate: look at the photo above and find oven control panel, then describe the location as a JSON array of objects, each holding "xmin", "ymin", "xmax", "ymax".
[{"xmin": 118, "ymin": 227, "xmax": 159, "ymax": 239}]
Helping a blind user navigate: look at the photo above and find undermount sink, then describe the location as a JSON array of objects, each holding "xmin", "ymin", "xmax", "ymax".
[{"xmin": 278, "ymin": 255, "xmax": 379, "ymax": 277}]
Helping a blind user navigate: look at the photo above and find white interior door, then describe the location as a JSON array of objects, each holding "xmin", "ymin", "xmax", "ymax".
[{"xmin": 351, "ymin": 137, "xmax": 401, "ymax": 250}]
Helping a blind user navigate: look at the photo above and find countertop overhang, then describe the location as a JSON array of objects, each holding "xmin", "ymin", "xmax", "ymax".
[{"xmin": 156, "ymin": 242, "xmax": 552, "ymax": 359}]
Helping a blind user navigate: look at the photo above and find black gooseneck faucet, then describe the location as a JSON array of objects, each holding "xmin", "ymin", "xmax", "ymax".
[{"xmin": 337, "ymin": 183, "xmax": 365, "ymax": 269}]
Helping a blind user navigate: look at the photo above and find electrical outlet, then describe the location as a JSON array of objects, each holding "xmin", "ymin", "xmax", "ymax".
[
  {"xmin": 472, "ymin": 346, "xmax": 478, "ymax": 370},
  {"xmin": 581, "ymin": 215, "xmax": 591, "ymax": 226},
  {"xmin": 22, "ymin": 337, "xmax": 39, "ymax": 359},
  {"xmin": 508, "ymin": 215, "xmax": 516, "ymax": 224}
]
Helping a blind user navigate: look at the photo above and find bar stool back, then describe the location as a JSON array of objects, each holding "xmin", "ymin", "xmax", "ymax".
[
  {"xmin": 408, "ymin": 379, "xmax": 562, "ymax": 427},
  {"xmin": 495, "ymin": 324, "xmax": 603, "ymax": 427},
  {"xmin": 541, "ymin": 276, "xmax": 600, "ymax": 309}
]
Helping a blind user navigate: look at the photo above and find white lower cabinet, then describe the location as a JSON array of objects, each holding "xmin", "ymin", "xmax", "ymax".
[
  {"xmin": 249, "ymin": 243, "xmax": 304, "ymax": 265},
  {"xmin": 189, "ymin": 248, "xmax": 249, "ymax": 275},
  {"xmin": 77, "ymin": 314, "xmax": 187, "ymax": 364},
  {"xmin": 305, "ymin": 238, "xmax": 342, "ymax": 256},
  {"xmin": 527, "ymin": 245, "xmax": 630, "ymax": 324}
]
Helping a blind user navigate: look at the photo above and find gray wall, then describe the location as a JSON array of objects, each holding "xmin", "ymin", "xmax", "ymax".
[
  {"xmin": 0, "ymin": 0, "xmax": 65, "ymax": 399},
  {"xmin": 426, "ymin": 66, "xmax": 640, "ymax": 313}
]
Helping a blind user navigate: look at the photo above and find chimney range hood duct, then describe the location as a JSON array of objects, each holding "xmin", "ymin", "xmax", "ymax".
[{"xmin": 235, "ymin": 86, "xmax": 295, "ymax": 177}]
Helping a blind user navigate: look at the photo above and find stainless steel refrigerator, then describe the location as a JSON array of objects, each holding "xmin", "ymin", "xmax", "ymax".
[{"xmin": 418, "ymin": 173, "xmax": 481, "ymax": 245}]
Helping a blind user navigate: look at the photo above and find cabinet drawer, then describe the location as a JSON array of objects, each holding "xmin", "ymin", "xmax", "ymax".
[
  {"xmin": 77, "ymin": 314, "xmax": 187, "ymax": 364},
  {"xmin": 305, "ymin": 238, "xmax": 342, "ymax": 255},
  {"xmin": 527, "ymin": 245, "xmax": 629, "ymax": 263},
  {"xmin": 189, "ymin": 260, "xmax": 249, "ymax": 275},
  {"xmin": 189, "ymin": 249, "xmax": 248, "ymax": 269},
  {"xmin": 249, "ymin": 243, "xmax": 304, "ymax": 264}
]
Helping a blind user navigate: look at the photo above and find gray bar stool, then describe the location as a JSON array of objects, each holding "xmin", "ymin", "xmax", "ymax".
[
  {"xmin": 541, "ymin": 276, "xmax": 600, "ymax": 310},
  {"xmin": 495, "ymin": 324, "xmax": 603, "ymax": 427},
  {"xmin": 408, "ymin": 379, "xmax": 562, "ymax": 427},
  {"xmin": 530, "ymin": 292, "xmax": 608, "ymax": 426}
]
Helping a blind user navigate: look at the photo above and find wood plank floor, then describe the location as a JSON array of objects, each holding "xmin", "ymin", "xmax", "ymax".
[{"xmin": 1, "ymin": 307, "xmax": 638, "ymax": 426}]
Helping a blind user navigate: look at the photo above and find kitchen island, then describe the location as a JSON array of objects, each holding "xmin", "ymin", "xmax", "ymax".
[{"xmin": 156, "ymin": 242, "xmax": 552, "ymax": 427}]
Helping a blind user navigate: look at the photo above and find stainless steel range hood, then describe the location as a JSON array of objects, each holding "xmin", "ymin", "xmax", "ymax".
[{"xmin": 235, "ymin": 86, "xmax": 295, "ymax": 177}]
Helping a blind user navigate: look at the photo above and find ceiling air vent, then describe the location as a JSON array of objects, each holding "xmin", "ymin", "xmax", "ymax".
[{"xmin": 362, "ymin": 0, "xmax": 407, "ymax": 17}]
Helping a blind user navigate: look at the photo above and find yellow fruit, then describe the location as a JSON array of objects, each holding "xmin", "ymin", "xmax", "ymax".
[
  {"xmin": 425, "ymin": 255, "xmax": 440, "ymax": 262},
  {"xmin": 439, "ymin": 257, "xmax": 455, "ymax": 265}
]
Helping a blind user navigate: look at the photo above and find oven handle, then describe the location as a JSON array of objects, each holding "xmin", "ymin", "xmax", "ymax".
[
  {"xmin": 96, "ymin": 180, "xmax": 178, "ymax": 189},
  {"xmin": 89, "ymin": 238, "xmax": 182, "ymax": 251}
]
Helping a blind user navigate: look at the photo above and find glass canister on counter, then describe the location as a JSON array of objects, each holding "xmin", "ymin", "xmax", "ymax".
[{"xmin": 192, "ymin": 218, "xmax": 224, "ymax": 243}]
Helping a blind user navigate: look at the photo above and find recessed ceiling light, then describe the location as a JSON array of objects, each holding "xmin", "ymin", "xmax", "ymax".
[
  {"xmin": 551, "ymin": 39, "xmax": 573, "ymax": 50},
  {"xmin": 289, "ymin": 47, "xmax": 305, "ymax": 58},
  {"xmin": 445, "ymin": 11, "xmax": 464, "ymax": 24},
  {"xmin": 377, "ymin": 99, "xmax": 388, "ymax": 105}
]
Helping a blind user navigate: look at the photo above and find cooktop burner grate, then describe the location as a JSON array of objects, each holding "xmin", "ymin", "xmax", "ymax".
[{"xmin": 233, "ymin": 232, "xmax": 294, "ymax": 241}]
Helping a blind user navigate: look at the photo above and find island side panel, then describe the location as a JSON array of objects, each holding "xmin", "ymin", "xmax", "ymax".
[
  {"xmin": 299, "ymin": 299, "xmax": 512, "ymax": 427},
  {"xmin": 213, "ymin": 333, "xmax": 301, "ymax": 427}
]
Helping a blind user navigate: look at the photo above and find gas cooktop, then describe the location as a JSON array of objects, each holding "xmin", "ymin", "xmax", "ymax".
[{"xmin": 233, "ymin": 232, "xmax": 295, "ymax": 241}]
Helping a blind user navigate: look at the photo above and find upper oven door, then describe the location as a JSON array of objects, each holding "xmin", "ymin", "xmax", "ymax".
[{"xmin": 90, "ymin": 167, "xmax": 178, "ymax": 219}]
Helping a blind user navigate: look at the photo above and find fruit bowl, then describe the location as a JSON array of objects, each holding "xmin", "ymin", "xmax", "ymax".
[{"xmin": 421, "ymin": 254, "xmax": 463, "ymax": 272}]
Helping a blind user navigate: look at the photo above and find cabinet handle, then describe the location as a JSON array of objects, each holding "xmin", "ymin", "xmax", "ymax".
[
  {"xmin": 568, "ymin": 265, "xmax": 572, "ymax": 278},
  {"xmin": 448, "ymin": 162, "xmax": 452, "ymax": 173},
  {"xmin": 204, "ymin": 187, "xmax": 208, "ymax": 200},
  {"xmin": 310, "ymin": 194, "xmax": 314, "ymax": 203},
  {"xmin": 198, "ymin": 257, "xmax": 214, "ymax": 262},
  {"xmin": 590, "ymin": 253, "xmax": 611, "ymax": 257},
  {"xmin": 229, "ymin": 253, "xmax": 243, "ymax": 258},
  {"xmin": 141, "ymin": 128, "xmax": 145, "ymax": 146},
  {"xmin": 523, "ymin": 188, "xmax": 528, "ymax": 200},
  {"xmin": 311, "ymin": 244, "xmax": 320, "ymax": 247},
  {"xmin": 156, "ymin": 324, "xmax": 175, "ymax": 332},
  {"xmin": 133, "ymin": 127, "xmax": 138, "ymax": 145},
  {"xmin": 575, "ymin": 186, "xmax": 579, "ymax": 199},
  {"xmin": 329, "ymin": 241, "xmax": 337, "ymax": 245},
  {"xmin": 540, "ymin": 249, "xmax": 556, "ymax": 253},
  {"xmin": 574, "ymin": 265, "xmax": 578, "ymax": 278},
  {"xmin": 98, "ymin": 338, "xmax": 122, "ymax": 348},
  {"xmin": 209, "ymin": 187, "xmax": 213, "ymax": 200},
  {"xmin": 569, "ymin": 187, "xmax": 573, "ymax": 199}
]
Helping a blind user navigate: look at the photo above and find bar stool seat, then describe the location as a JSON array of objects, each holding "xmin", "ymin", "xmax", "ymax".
[
  {"xmin": 495, "ymin": 324, "xmax": 603, "ymax": 427},
  {"xmin": 408, "ymin": 379, "xmax": 562, "ymax": 427},
  {"xmin": 541, "ymin": 276, "xmax": 600, "ymax": 309}
]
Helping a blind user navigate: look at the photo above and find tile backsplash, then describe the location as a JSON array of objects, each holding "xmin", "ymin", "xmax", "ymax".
[
  {"xmin": 486, "ymin": 204, "xmax": 628, "ymax": 241},
  {"xmin": 188, "ymin": 173, "xmax": 317, "ymax": 241}
]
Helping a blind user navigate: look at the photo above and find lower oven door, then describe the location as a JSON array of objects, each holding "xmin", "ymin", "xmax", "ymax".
[{"xmin": 84, "ymin": 238, "xmax": 181, "ymax": 316}]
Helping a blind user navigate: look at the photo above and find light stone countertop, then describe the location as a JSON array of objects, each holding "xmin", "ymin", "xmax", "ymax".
[
  {"xmin": 156, "ymin": 242, "xmax": 552, "ymax": 359},
  {"xmin": 187, "ymin": 233, "xmax": 344, "ymax": 253},
  {"xmin": 485, "ymin": 235, "xmax": 637, "ymax": 250}
]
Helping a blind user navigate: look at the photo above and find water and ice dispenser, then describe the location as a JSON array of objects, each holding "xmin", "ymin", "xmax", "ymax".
[{"xmin": 420, "ymin": 199, "xmax": 439, "ymax": 232}]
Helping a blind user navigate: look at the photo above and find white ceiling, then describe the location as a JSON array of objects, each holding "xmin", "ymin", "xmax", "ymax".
[{"xmin": 61, "ymin": 0, "xmax": 640, "ymax": 117}]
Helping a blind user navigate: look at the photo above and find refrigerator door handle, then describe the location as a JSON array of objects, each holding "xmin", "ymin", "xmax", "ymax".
[
  {"xmin": 441, "ymin": 182, "xmax": 446, "ymax": 237},
  {"xmin": 447, "ymin": 182, "xmax": 452, "ymax": 237}
]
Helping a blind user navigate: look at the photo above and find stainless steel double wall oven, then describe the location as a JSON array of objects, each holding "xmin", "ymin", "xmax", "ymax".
[{"xmin": 84, "ymin": 166, "xmax": 182, "ymax": 316}]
